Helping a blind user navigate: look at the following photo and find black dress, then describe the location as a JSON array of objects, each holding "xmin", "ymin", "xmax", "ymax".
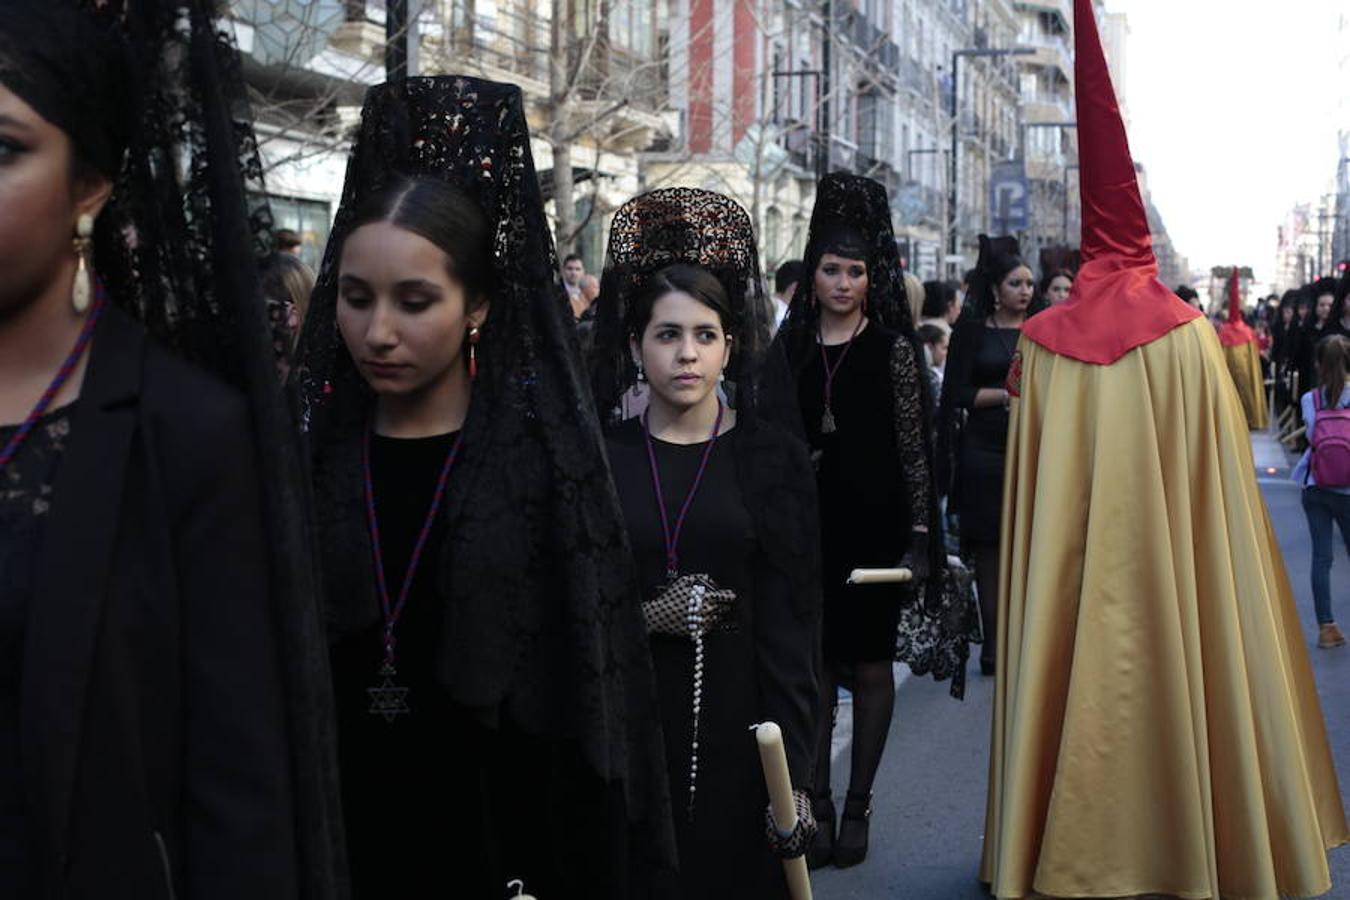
[
  {"xmin": 606, "ymin": 419, "xmax": 817, "ymax": 900},
  {"xmin": 798, "ymin": 323, "xmax": 929, "ymax": 663},
  {"xmin": 943, "ymin": 320, "xmax": 1019, "ymax": 547},
  {"xmin": 328, "ymin": 432, "xmax": 617, "ymax": 899},
  {"xmin": 0, "ymin": 405, "xmax": 73, "ymax": 896}
]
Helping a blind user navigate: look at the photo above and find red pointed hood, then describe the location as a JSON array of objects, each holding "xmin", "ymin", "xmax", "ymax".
[
  {"xmin": 1217, "ymin": 267, "xmax": 1255, "ymax": 347},
  {"xmin": 1021, "ymin": 0, "xmax": 1200, "ymax": 364}
]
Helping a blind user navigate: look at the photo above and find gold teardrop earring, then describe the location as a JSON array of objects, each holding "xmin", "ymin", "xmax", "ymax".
[{"xmin": 72, "ymin": 213, "xmax": 94, "ymax": 314}]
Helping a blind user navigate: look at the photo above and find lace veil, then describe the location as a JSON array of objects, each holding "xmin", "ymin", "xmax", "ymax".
[
  {"xmin": 588, "ymin": 187, "xmax": 822, "ymax": 624},
  {"xmin": 776, "ymin": 173, "xmax": 916, "ymax": 371},
  {"xmin": 0, "ymin": 3, "xmax": 345, "ymax": 896},
  {"xmin": 294, "ymin": 76, "xmax": 675, "ymax": 875},
  {"xmin": 768, "ymin": 172, "xmax": 946, "ymax": 609},
  {"xmin": 588, "ymin": 187, "xmax": 774, "ymax": 423}
]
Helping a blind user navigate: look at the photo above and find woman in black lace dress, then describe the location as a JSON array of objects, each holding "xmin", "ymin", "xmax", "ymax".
[
  {"xmin": 296, "ymin": 77, "xmax": 674, "ymax": 899},
  {"xmin": 940, "ymin": 235, "xmax": 1038, "ymax": 676},
  {"xmin": 589, "ymin": 188, "xmax": 821, "ymax": 898},
  {"xmin": 0, "ymin": 2, "xmax": 345, "ymax": 896},
  {"xmin": 768, "ymin": 173, "xmax": 945, "ymax": 870}
]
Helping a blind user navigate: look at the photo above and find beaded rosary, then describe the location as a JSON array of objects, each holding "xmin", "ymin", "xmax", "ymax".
[{"xmin": 642, "ymin": 399, "xmax": 724, "ymax": 817}]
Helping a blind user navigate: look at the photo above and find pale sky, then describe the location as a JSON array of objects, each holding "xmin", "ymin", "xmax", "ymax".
[{"xmin": 1107, "ymin": 0, "xmax": 1344, "ymax": 284}]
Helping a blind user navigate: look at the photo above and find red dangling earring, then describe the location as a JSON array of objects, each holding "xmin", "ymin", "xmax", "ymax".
[{"xmin": 468, "ymin": 325, "xmax": 481, "ymax": 380}]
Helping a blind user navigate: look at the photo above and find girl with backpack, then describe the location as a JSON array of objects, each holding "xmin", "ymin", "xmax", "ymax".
[{"xmin": 1292, "ymin": 333, "xmax": 1350, "ymax": 648}]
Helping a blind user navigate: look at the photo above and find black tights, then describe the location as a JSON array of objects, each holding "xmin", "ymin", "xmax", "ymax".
[
  {"xmin": 811, "ymin": 660, "xmax": 896, "ymax": 801},
  {"xmin": 971, "ymin": 542, "xmax": 999, "ymax": 669}
]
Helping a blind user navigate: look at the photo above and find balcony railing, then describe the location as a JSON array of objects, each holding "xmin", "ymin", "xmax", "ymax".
[
  {"xmin": 441, "ymin": 6, "xmax": 665, "ymax": 107},
  {"xmin": 1021, "ymin": 91, "xmax": 1072, "ymax": 120},
  {"xmin": 832, "ymin": 5, "xmax": 900, "ymax": 72}
]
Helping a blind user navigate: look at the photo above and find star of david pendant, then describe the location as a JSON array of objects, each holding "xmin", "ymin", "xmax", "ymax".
[
  {"xmin": 821, "ymin": 407, "xmax": 837, "ymax": 434},
  {"xmin": 368, "ymin": 662, "xmax": 410, "ymax": 723}
]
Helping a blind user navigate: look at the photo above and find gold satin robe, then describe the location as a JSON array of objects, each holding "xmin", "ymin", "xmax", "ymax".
[
  {"xmin": 981, "ymin": 318, "xmax": 1347, "ymax": 899},
  {"xmin": 1222, "ymin": 337, "xmax": 1270, "ymax": 431}
]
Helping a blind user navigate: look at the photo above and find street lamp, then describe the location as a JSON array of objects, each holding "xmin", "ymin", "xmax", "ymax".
[{"xmin": 948, "ymin": 47, "xmax": 1035, "ymax": 265}]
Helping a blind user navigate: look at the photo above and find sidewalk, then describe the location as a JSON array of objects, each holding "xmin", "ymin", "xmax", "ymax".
[{"xmin": 1251, "ymin": 426, "xmax": 1293, "ymax": 476}]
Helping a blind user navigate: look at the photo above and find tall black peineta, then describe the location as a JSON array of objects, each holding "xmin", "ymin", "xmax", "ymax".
[
  {"xmin": 294, "ymin": 75, "xmax": 677, "ymax": 880},
  {"xmin": 0, "ymin": 3, "xmax": 345, "ymax": 896},
  {"xmin": 588, "ymin": 186, "xmax": 773, "ymax": 425}
]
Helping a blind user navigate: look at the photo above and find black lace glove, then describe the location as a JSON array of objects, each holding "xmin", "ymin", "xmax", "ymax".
[
  {"xmin": 764, "ymin": 788, "xmax": 818, "ymax": 859},
  {"xmin": 899, "ymin": 529, "xmax": 931, "ymax": 581}
]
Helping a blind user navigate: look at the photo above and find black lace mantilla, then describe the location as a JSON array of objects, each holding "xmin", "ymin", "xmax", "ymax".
[
  {"xmin": 0, "ymin": 5, "xmax": 344, "ymax": 895},
  {"xmin": 766, "ymin": 172, "xmax": 949, "ymax": 624},
  {"xmin": 588, "ymin": 187, "xmax": 774, "ymax": 425},
  {"xmin": 587, "ymin": 186, "xmax": 822, "ymax": 618},
  {"xmin": 777, "ymin": 173, "xmax": 915, "ymax": 363},
  {"xmin": 295, "ymin": 76, "xmax": 676, "ymax": 868}
]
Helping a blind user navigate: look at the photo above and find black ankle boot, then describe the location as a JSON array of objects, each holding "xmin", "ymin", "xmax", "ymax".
[
  {"xmin": 834, "ymin": 791, "xmax": 871, "ymax": 868},
  {"xmin": 806, "ymin": 792, "xmax": 835, "ymax": 870}
]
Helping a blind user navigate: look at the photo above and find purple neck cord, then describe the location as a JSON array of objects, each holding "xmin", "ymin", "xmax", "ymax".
[
  {"xmin": 0, "ymin": 285, "xmax": 106, "ymax": 469},
  {"xmin": 641, "ymin": 399, "xmax": 725, "ymax": 578},
  {"xmin": 362, "ymin": 426, "xmax": 464, "ymax": 667}
]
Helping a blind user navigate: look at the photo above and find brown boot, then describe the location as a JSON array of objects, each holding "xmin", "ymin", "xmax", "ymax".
[{"xmin": 1318, "ymin": 623, "xmax": 1347, "ymax": 649}]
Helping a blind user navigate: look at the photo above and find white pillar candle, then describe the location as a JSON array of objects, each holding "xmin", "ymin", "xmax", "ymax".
[
  {"xmin": 754, "ymin": 722, "xmax": 814, "ymax": 900},
  {"xmin": 846, "ymin": 567, "xmax": 914, "ymax": 584}
]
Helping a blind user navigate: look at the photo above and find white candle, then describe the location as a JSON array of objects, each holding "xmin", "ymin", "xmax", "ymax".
[
  {"xmin": 754, "ymin": 722, "xmax": 814, "ymax": 900},
  {"xmin": 846, "ymin": 567, "xmax": 914, "ymax": 585}
]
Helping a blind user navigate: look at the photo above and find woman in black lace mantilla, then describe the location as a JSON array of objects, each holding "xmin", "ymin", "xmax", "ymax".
[
  {"xmin": 589, "ymin": 187, "xmax": 823, "ymax": 898},
  {"xmin": 767, "ymin": 172, "xmax": 961, "ymax": 870},
  {"xmin": 0, "ymin": 1, "xmax": 345, "ymax": 897},
  {"xmin": 295, "ymin": 76, "xmax": 675, "ymax": 898}
]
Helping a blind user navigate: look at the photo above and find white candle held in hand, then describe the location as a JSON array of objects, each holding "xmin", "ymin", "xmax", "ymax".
[
  {"xmin": 754, "ymin": 722, "xmax": 813, "ymax": 900},
  {"xmin": 846, "ymin": 567, "xmax": 913, "ymax": 585}
]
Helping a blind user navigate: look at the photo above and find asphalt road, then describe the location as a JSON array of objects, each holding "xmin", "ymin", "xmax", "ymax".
[{"xmin": 813, "ymin": 434, "xmax": 1350, "ymax": 900}]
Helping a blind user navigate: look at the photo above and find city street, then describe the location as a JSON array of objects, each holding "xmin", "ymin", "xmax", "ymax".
[{"xmin": 814, "ymin": 433, "xmax": 1350, "ymax": 899}]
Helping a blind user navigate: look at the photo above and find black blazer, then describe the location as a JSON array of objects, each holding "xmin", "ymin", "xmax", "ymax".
[{"xmin": 22, "ymin": 307, "xmax": 297, "ymax": 899}]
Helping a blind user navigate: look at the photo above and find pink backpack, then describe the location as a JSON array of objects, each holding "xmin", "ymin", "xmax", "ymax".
[{"xmin": 1310, "ymin": 390, "xmax": 1350, "ymax": 487}]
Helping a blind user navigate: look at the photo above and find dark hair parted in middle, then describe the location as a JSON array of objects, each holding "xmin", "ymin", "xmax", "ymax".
[
  {"xmin": 344, "ymin": 173, "xmax": 495, "ymax": 305},
  {"xmin": 627, "ymin": 262, "xmax": 738, "ymax": 341}
]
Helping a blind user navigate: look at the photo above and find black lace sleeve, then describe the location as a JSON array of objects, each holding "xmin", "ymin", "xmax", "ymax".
[{"xmin": 889, "ymin": 335, "xmax": 933, "ymax": 532}]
